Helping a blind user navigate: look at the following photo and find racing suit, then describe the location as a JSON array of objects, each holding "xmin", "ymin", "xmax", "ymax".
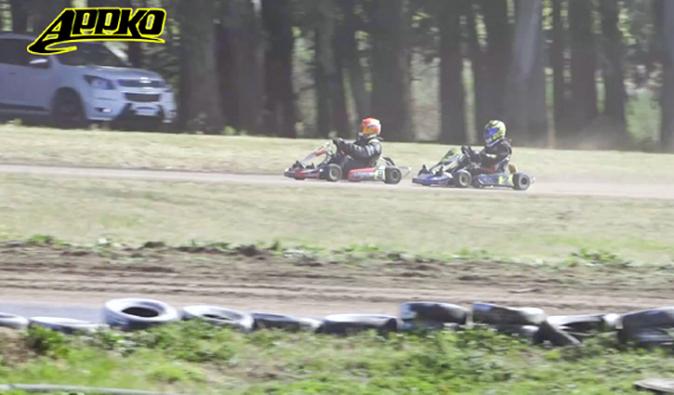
[
  {"xmin": 471, "ymin": 139, "xmax": 512, "ymax": 174},
  {"xmin": 333, "ymin": 135, "xmax": 383, "ymax": 176}
]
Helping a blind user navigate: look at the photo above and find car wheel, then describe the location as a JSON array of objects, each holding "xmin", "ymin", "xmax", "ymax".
[
  {"xmin": 385, "ymin": 167, "xmax": 403, "ymax": 184},
  {"xmin": 52, "ymin": 90, "xmax": 87, "ymax": 129}
]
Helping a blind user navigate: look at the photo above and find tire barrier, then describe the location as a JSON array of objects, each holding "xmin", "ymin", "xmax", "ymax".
[
  {"xmin": 399, "ymin": 302, "xmax": 468, "ymax": 331},
  {"xmin": 251, "ymin": 312, "xmax": 322, "ymax": 332},
  {"xmin": 472, "ymin": 303, "xmax": 546, "ymax": 326},
  {"xmin": 28, "ymin": 317, "xmax": 106, "ymax": 334},
  {"xmin": 103, "ymin": 298, "xmax": 179, "ymax": 331},
  {"xmin": 8, "ymin": 297, "xmax": 674, "ymax": 349},
  {"xmin": 318, "ymin": 314, "xmax": 399, "ymax": 335},
  {"xmin": 181, "ymin": 305, "xmax": 254, "ymax": 332},
  {"xmin": 0, "ymin": 313, "xmax": 29, "ymax": 330}
]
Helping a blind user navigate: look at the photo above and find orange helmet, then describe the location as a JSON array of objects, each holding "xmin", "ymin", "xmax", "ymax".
[{"xmin": 360, "ymin": 117, "xmax": 381, "ymax": 137}]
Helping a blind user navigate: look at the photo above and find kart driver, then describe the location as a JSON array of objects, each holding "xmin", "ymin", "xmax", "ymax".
[
  {"xmin": 464, "ymin": 120, "xmax": 513, "ymax": 174},
  {"xmin": 332, "ymin": 117, "xmax": 383, "ymax": 175}
]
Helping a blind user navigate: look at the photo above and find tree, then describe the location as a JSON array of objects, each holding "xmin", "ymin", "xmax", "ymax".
[
  {"xmin": 9, "ymin": 0, "xmax": 27, "ymax": 33},
  {"xmin": 551, "ymin": 0, "xmax": 570, "ymax": 138},
  {"xmin": 504, "ymin": 0, "xmax": 548, "ymax": 144},
  {"xmin": 661, "ymin": 0, "xmax": 674, "ymax": 151},
  {"xmin": 463, "ymin": 1, "xmax": 489, "ymax": 136},
  {"xmin": 599, "ymin": 0, "xmax": 627, "ymax": 141},
  {"xmin": 261, "ymin": 0, "xmax": 297, "ymax": 138},
  {"xmin": 335, "ymin": 0, "xmax": 369, "ymax": 121},
  {"xmin": 217, "ymin": 0, "xmax": 264, "ymax": 133},
  {"xmin": 437, "ymin": 0, "xmax": 466, "ymax": 144},
  {"xmin": 314, "ymin": 0, "xmax": 350, "ymax": 137},
  {"xmin": 369, "ymin": 0, "xmax": 413, "ymax": 141},
  {"xmin": 480, "ymin": 0, "xmax": 511, "ymax": 120},
  {"xmin": 178, "ymin": 0, "xmax": 224, "ymax": 133},
  {"xmin": 568, "ymin": 0, "xmax": 598, "ymax": 137}
]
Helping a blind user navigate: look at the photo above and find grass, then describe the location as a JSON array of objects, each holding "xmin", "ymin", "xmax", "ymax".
[
  {"xmin": 2, "ymin": 125, "xmax": 674, "ymax": 183},
  {"xmin": 1, "ymin": 174, "xmax": 673, "ymax": 263},
  {"xmin": 1, "ymin": 322, "xmax": 673, "ymax": 394}
]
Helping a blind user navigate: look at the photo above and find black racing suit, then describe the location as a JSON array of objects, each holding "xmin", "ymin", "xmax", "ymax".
[
  {"xmin": 472, "ymin": 139, "xmax": 512, "ymax": 174},
  {"xmin": 332, "ymin": 135, "xmax": 383, "ymax": 176}
]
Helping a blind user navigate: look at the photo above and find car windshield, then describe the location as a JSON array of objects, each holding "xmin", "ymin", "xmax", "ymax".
[{"xmin": 57, "ymin": 43, "xmax": 129, "ymax": 67}]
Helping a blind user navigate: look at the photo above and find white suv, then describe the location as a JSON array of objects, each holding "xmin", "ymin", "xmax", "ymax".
[{"xmin": 0, "ymin": 33, "xmax": 177, "ymax": 127}]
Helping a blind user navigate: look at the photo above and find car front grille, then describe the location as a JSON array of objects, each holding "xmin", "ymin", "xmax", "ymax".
[
  {"xmin": 118, "ymin": 79, "xmax": 165, "ymax": 88},
  {"xmin": 125, "ymin": 93, "xmax": 161, "ymax": 102}
]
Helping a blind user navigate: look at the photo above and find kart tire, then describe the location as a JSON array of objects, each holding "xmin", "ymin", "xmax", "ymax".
[
  {"xmin": 400, "ymin": 302, "xmax": 468, "ymax": 326},
  {"xmin": 493, "ymin": 324, "xmax": 540, "ymax": 341},
  {"xmin": 252, "ymin": 312, "xmax": 321, "ymax": 332},
  {"xmin": 318, "ymin": 314, "xmax": 399, "ymax": 335},
  {"xmin": 384, "ymin": 167, "xmax": 403, "ymax": 184},
  {"xmin": 547, "ymin": 314, "xmax": 607, "ymax": 333},
  {"xmin": 325, "ymin": 164, "xmax": 342, "ymax": 182},
  {"xmin": 513, "ymin": 173, "xmax": 531, "ymax": 191},
  {"xmin": 472, "ymin": 303, "xmax": 546, "ymax": 326},
  {"xmin": 621, "ymin": 307, "xmax": 674, "ymax": 332},
  {"xmin": 618, "ymin": 327, "xmax": 674, "ymax": 347},
  {"xmin": 454, "ymin": 170, "xmax": 472, "ymax": 188},
  {"xmin": 181, "ymin": 305, "xmax": 254, "ymax": 332},
  {"xmin": 534, "ymin": 319, "xmax": 581, "ymax": 347},
  {"xmin": 0, "ymin": 313, "xmax": 29, "ymax": 330},
  {"xmin": 103, "ymin": 298, "xmax": 179, "ymax": 331},
  {"xmin": 29, "ymin": 317, "xmax": 106, "ymax": 334}
]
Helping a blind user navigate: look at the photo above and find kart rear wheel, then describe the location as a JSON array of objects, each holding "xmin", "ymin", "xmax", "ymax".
[
  {"xmin": 513, "ymin": 173, "xmax": 531, "ymax": 191},
  {"xmin": 454, "ymin": 170, "xmax": 472, "ymax": 188},
  {"xmin": 385, "ymin": 167, "xmax": 403, "ymax": 184},
  {"xmin": 325, "ymin": 164, "xmax": 343, "ymax": 182}
]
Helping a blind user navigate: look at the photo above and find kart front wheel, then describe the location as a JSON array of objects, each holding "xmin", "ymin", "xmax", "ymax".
[
  {"xmin": 325, "ymin": 164, "xmax": 343, "ymax": 182},
  {"xmin": 513, "ymin": 173, "xmax": 531, "ymax": 191},
  {"xmin": 454, "ymin": 170, "xmax": 472, "ymax": 188},
  {"xmin": 385, "ymin": 167, "xmax": 403, "ymax": 185}
]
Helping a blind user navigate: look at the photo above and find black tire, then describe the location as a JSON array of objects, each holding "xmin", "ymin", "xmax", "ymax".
[
  {"xmin": 325, "ymin": 164, "xmax": 343, "ymax": 182},
  {"xmin": 513, "ymin": 173, "xmax": 531, "ymax": 191},
  {"xmin": 399, "ymin": 302, "xmax": 469, "ymax": 327},
  {"xmin": 181, "ymin": 305, "xmax": 254, "ymax": 332},
  {"xmin": 621, "ymin": 307, "xmax": 674, "ymax": 332},
  {"xmin": 547, "ymin": 314, "xmax": 607, "ymax": 333},
  {"xmin": 472, "ymin": 303, "xmax": 546, "ymax": 326},
  {"xmin": 29, "ymin": 317, "xmax": 106, "ymax": 334},
  {"xmin": 318, "ymin": 314, "xmax": 399, "ymax": 335},
  {"xmin": 251, "ymin": 312, "xmax": 321, "ymax": 332},
  {"xmin": 454, "ymin": 170, "xmax": 472, "ymax": 188},
  {"xmin": 618, "ymin": 327, "xmax": 674, "ymax": 347},
  {"xmin": 103, "ymin": 298, "xmax": 179, "ymax": 331},
  {"xmin": 51, "ymin": 90, "xmax": 86, "ymax": 129},
  {"xmin": 635, "ymin": 378, "xmax": 674, "ymax": 394},
  {"xmin": 0, "ymin": 313, "xmax": 29, "ymax": 330},
  {"xmin": 384, "ymin": 167, "xmax": 403, "ymax": 185},
  {"xmin": 534, "ymin": 320, "xmax": 581, "ymax": 347}
]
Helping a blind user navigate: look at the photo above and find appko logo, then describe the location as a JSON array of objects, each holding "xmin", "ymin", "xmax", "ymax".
[{"xmin": 28, "ymin": 7, "xmax": 167, "ymax": 56}]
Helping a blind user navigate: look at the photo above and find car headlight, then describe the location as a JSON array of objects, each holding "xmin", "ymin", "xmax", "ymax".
[{"xmin": 84, "ymin": 75, "xmax": 115, "ymax": 90}]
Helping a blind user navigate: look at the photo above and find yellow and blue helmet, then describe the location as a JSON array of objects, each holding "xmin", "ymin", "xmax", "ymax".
[{"xmin": 484, "ymin": 120, "xmax": 506, "ymax": 147}]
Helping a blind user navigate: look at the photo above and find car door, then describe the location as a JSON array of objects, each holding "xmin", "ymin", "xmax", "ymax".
[
  {"xmin": 0, "ymin": 39, "xmax": 29, "ymax": 111},
  {"xmin": 0, "ymin": 38, "xmax": 52, "ymax": 113}
]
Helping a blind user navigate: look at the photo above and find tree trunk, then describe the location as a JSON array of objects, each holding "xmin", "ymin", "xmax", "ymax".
[
  {"xmin": 9, "ymin": 0, "xmax": 28, "ymax": 33},
  {"xmin": 178, "ymin": 0, "xmax": 224, "ymax": 133},
  {"xmin": 369, "ymin": 0, "xmax": 413, "ymax": 141},
  {"xmin": 218, "ymin": 0, "xmax": 264, "ymax": 133},
  {"xmin": 599, "ymin": 0, "xmax": 627, "ymax": 142},
  {"xmin": 463, "ymin": 1, "xmax": 489, "ymax": 137},
  {"xmin": 438, "ymin": 0, "xmax": 466, "ymax": 144},
  {"xmin": 261, "ymin": 0, "xmax": 297, "ymax": 138},
  {"xmin": 551, "ymin": 0, "xmax": 570, "ymax": 138},
  {"xmin": 336, "ymin": 0, "xmax": 369, "ymax": 121},
  {"xmin": 314, "ymin": 0, "xmax": 350, "ymax": 138},
  {"xmin": 661, "ymin": 0, "xmax": 674, "ymax": 151},
  {"xmin": 505, "ymin": 0, "xmax": 548, "ymax": 144},
  {"xmin": 568, "ymin": 0, "xmax": 598, "ymax": 137},
  {"xmin": 480, "ymin": 0, "xmax": 510, "ymax": 120}
]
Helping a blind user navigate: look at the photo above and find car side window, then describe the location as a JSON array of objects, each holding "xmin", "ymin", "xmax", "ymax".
[{"xmin": 0, "ymin": 39, "xmax": 31, "ymax": 66}]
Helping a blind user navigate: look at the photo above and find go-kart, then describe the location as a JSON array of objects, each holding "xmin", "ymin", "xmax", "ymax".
[
  {"xmin": 412, "ymin": 146, "xmax": 533, "ymax": 191},
  {"xmin": 284, "ymin": 140, "xmax": 410, "ymax": 184}
]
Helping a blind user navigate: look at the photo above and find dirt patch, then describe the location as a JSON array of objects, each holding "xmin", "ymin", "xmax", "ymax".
[{"xmin": 0, "ymin": 242, "xmax": 672, "ymax": 316}]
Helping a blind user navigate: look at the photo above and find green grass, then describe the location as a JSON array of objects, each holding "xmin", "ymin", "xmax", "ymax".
[
  {"xmin": 1, "ymin": 174, "xmax": 673, "ymax": 263},
  {"xmin": 2, "ymin": 125, "xmax": 674, "ymax": 183},
  {"xmin": 2, "ymin": 322, "xmax": 673, "ymax": 394}
]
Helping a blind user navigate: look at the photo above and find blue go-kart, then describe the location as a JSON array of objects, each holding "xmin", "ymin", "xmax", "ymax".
[{"xmin": 412, "ymin": 146, "xmax": 533, "ymax": 191}]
